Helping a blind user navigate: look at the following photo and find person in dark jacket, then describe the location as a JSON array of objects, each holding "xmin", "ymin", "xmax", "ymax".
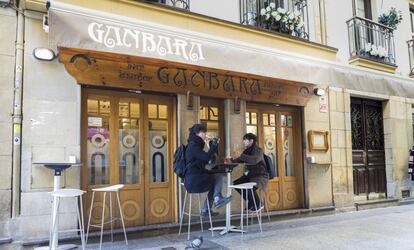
[
  {"xmin": 231, "ymin": 133, "xmax": 269, "ymax": 211},
  {"xmin": 184, "ymin": 124, "xmax": 232, "ymax": 216}
]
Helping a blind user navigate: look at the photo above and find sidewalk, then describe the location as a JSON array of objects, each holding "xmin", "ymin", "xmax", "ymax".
[{"xmin": 5, "ymin": 204, "xmax": 414, "ymax": 250}]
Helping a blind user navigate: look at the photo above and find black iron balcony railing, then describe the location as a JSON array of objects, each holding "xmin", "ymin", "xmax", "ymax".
[
  {"xmin": 347, "ymin": 16, "xmax": 396, "ymax": 65},
  {"xmin": 408, "ymin": 39, "xmax": 414, "ymax": 76},
  {"xmin": 240, "ymin": 0, "xmax": 309, "ymax": 39},
  {"xmin": 147, "ymin": 0, "xmax": 190, "ymax": 10}
]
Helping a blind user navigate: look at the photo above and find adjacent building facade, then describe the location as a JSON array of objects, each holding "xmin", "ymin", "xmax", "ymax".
[{"xmin": 1, "ymin": 0, "xmax": 414, "ymax": 242}]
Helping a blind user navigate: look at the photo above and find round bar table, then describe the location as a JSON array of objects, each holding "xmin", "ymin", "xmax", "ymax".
[{"xmin": 33, "ymin": 162, "xmax": 81, "ymax": 250}]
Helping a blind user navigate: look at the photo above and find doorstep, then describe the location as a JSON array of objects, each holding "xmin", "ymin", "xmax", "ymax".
[
  {"xmin": 354, "ymin": 198, "xmax": 399, "ymax": 211},
  {"xmin": 19, "ymin": 206, "xmax": 336, "ymax": 247}
]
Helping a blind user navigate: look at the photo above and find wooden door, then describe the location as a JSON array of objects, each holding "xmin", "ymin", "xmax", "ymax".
[
  {"xmin": 246, "ymin": 104, "xmax": 303, "ymax": 210},
  {"xmin": 81, "ymin": 88, "xmax": 175, "ymax": 228},
  {"xmin": 351, "ymin": 98, "xmax": 386, "ymax": 199}
]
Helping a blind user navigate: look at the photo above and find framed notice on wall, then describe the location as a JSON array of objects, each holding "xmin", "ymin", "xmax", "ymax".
[{"xmin": 308, "ymin": 130, "xmax": 329, "ymax": 152}]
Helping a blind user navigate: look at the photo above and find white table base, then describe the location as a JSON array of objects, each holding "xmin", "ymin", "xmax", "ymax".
[{"xmin": 209, "ymin": 172, "xmax": 245, "ymax": 235}]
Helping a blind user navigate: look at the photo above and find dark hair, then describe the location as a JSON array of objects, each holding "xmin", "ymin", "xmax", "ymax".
[
  {"xmin": 189, "ymin": 123, "xmax": 207, "ymax": 135},
  {"xmin": 243, "ymin": 133, "xmax": 257, "ymax": 144}
]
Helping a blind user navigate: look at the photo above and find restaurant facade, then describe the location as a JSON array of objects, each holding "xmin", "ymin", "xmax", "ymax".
[{"xmin": 1, "ymin": 0, "xmax": 414, "ymax": 242}]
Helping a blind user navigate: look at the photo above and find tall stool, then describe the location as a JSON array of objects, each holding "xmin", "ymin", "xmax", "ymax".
[
  {"xmin": 50, "ymin": 189, "xmax": 86, "ymax": 250},
  {"xmin": 228, "ymin": 182, "xmax": 263, "ymax": 235},
  {"xmin": 86, "ymin": 184, "xmax": 128, "ymax": 250},
  {"xmin": 258, "ymin": 189, "xmax": 271, "ymax": 223},
  {"xmin": 178, "ymin": 183, "xmax": 214, "ymax": 240}
]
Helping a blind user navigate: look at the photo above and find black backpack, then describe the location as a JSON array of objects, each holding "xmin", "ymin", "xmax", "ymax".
[
  {"xmin": 263, "ymin": 153, "xmax": 276, "ymax": 179},
  {"xmin": 173, "ymin": 144, "xmax": 187, "ymax": 178}
]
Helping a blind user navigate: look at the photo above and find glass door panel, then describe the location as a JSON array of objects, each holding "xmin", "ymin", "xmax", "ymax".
[
  {"xmin": 86, "ymin": 98, "xmax": 111, "ymax": 185},
  {"xmin": 148, "ymin": 104, "xmax": 169, "ymax": 183},
  {"xmin": 118, "ymin": 100, "xmax": 140, "ymax": 184},
  {"xmin": 263, "ymin": 113, "xmax": 278, "ymax": 177}
]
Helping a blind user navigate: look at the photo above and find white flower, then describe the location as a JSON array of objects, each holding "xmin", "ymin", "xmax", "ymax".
[
  {"xmin": 370, "ymin": 45, "xmax": 378, "ymax": 56},
  {"xmin": 289, "ymin": 13, "xmax": 295, "ymax": 19},
  {"xmin": 266, "ymin": 6, "xmax": 271, "ymax": 12},
  {"xmin": 298, "ymin": 21, "xmax": 304, "ymax": 27},
  {"xmin": 266, "ymin": 13, "xmax": 271, "ymax": 20},
  {"xmin": 269, "ymin": 2, "xmax": 276, "ymax": 8},
  {"xmin": 290, "ymin": 25, "xmax": 294, "ymax": 30},
  {"xmin": 294, "ymin": 10, "xmax": 301, "ymax": 17},
  {"xmin": 364, "ymin": 43, "xmax": 372, "ymax": 53},
  {"xmin": 271, "ymin": 11, "xmax": 277, "ymax": 17},
  {"xmin": 260, "ymin": 8, "xmax": 266, "ymax": 15},
  {"xmin": 277, "ymin": 7, "xmax": 286, "ymax": 14},
  {"xmin": 275, "ymin": 14, "xmax": 282, "ymax": 21}
]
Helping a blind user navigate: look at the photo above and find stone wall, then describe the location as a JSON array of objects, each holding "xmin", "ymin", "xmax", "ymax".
[{"xmin": 0, "ymin": 7, "xmax": 16, "ymax": 237}]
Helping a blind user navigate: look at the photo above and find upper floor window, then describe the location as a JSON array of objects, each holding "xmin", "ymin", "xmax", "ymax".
[
  {"xmin": 410, "ymin": 7, "xmax": 414, "ymax": 35},
  {"xmin": 354, "ymin": 0, "xmax": 372, "ymax": 19},
  {"xmin": 147, "ymin": 0, "xmax": 190, "ymax": 10},
  {"xmin": 240, "ymin": 0, "xmax": 309, "ymax": 39}
]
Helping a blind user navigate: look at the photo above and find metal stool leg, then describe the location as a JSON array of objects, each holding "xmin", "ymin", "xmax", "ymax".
[
  {"xmin": 206, "ymin": 193, "xmax": 214, "ymax": 238},
  {"xmin": 240, "ymin": 189, "xmax": 244, "ymax": 237},
  {"xmin": 187, "ymin": 194, "xmax": 192, "ymax": 240},
  {"xmin": 50, "ymin": 197, "xmax": 60, "ymax": 250},
  {"xmin": 251, "ymin": 189, "xmax": 262, "ymax": 233},
  {"xmin": 99, "ymin": 192, "xmax": 106, "ymax": 250},
  {"xmin": 198, "ymin": 194, "xmax": 203, "ymax": 232},
  {"xmin": 86, "ymin": 191, "xmax": 95, "ymax": 245},
  {"xmin": 75, "ymin": 196, "xmax": 86, "ymax": 250},
  {"xmin": 178, "ymin": 191, "xmax": 187, "ymax": 235},
  {"xmin": 79, "ymin": 195, "xmax": 86, "ymax": 250},
  {"xmin": 116, "ymin": 191, "xmax": 128, "ymax": 245},
  {"xmin": 109, "ymin": 192, "xmax": 113, "ymax": 242}
]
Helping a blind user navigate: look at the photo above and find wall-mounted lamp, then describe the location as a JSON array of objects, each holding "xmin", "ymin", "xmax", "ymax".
[
  {"xmin": 313, "ymin": 88, "xmax": 326, "ymax": 96},
  {"xmin": 33, "ymin": 48, "xmax": 57, "ymax": 61}
]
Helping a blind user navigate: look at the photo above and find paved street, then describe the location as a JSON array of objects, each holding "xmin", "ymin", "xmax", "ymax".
[{"xmin": 5, "ymin": 204, "xmax": 414, "ymax": 250}]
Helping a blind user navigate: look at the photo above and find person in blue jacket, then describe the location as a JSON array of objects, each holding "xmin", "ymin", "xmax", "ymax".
[{"xmin": 184, "ymin": 124, "xmax": 232, "ymax": 216}]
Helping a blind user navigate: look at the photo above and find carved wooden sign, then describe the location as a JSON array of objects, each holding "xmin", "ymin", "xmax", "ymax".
[{"xmin": 59, "ymin": 47, "xmax": 314, "ymax": 106}]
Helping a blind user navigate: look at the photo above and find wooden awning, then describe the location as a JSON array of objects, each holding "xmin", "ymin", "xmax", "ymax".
[{"xmin": 59, "ymin": 47, "xmax": 315, "ymax": 106}]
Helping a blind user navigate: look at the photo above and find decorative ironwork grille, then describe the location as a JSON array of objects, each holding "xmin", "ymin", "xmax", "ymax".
[
  {"xmin": 351, "ymin": 103, "xmax": 363, "ymax": 150},
  {"xmin": 147, "ymin": 0, "xmax": 190, "ymax": 10},
  {"xmin": 347, "ymin": 16, "xmax": 396, "ymax": 65},
  {"xmin": 408, "ymin": 39, "xmax": 414, "ymax": 76},
  {"xmin": 239, "ymin": 0, "xmax": 309, "ymax": 39}
]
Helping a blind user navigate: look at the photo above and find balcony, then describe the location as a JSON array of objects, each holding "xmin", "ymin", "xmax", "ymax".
[
  {"xmin": 347, "ymin": 16, "xmax": 397, "ymax": 73},
  {"xmin": 408, "ymin": 39, "xmax": 414, "ymax": 77},
  {"xmin": 146, "ymin": 0, "xmax": 189, "ymax": 10},
  {"xmin": 240, "ymin": 0, "xmax": 309, "ymax": 40}
]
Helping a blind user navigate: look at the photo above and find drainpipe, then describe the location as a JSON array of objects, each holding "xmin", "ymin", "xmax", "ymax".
[{"xmin": 11, "ymin": 2, "xmax": 24, "ymax": 218}]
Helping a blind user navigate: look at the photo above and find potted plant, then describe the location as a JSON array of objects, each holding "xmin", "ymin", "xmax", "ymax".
[
  {"xmin": 260, "ymin": 3, "xmax": 305, "ymax": 35},
  {"xmin": 378, "ymin": 7, "xmax": 402, "ymax": 30}
]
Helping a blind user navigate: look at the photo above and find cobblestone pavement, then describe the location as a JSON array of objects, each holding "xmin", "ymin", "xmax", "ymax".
[{"xmin": 4, "ymin": 204, "xmax": 414, "ymax": 250}]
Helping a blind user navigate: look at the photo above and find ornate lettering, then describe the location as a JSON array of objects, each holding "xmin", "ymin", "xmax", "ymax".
[
  {"xmin": 191, "ymin": 71, "xmax": 204, "ymax": 87},
  {"xmin": 157, "ymin": 66, "xmax": 170, "ymax": 84},
  {"xmin": 173, "ymin": 68, "xmax": 187, "ymax": 88},
  {"xmin": 223, "ymin": 75, "xmax": 235, "ymax": 92}
]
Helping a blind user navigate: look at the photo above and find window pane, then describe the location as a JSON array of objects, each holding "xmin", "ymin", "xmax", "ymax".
[
  {"xmin": 149, "ymin": 120, "xmax": 168, "ymax": 183},
  {"xmin": 130, "ymin": 103, "xmax": 140, "ymax": 118},
  {"xmin": 200, "ymin": 106, "xmax": 208, "ymax": 120},
  {"xmin": 246, "ymin": 112, "xmax": 250, "ymax": 124},
  {"xmin": 270, "ymin": 114, "xmax": 276, "ymax": 126},
  {"xmin": 159, "ymin": 105, "xmax": 168, "ymax": 119},
  {"xmin": 251, "ymin": 112, "xmax": 257, "ymax": 125},
  {"xmin": 264, "ymin": 126, "xmax": 277, "ymax": 177},
  {"xmin": 87, "ymin": 98, "xmax": 110, "ymax": 185},
  {"xmin": 263, "ymin": 114, "xmax": 269, "ymax": 126},
  {"xmin": 119, "ymin": 102, "xmax": 129, "ymax": 117},
  {"xmin": 87, "ymin": 99, "xmax": 99, "ymax": 115},
  {"xmin": 148, "ymin": 104, "xmax": 158, "ymax": 118},
  {"xmin": 119, "ymin": 118, "xmax": 140, "ymax": 185},
  {"xmin": 209, "ymin": 107, "xmax": 219, "ymax": 121},
  {"xmin": 283, "ymin": 127, "xmax": 295, "ymax": 176},
  {"xmin": 99, "ymin": 100, "xmax": 110, "ymax": 116},
  {"xmin": 281, "ymin": 115, "xmax": 287, "ymax": 126},
  {"xmin": 246, "ymin": 125, "xmax": 257, "ymax": 135}
]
